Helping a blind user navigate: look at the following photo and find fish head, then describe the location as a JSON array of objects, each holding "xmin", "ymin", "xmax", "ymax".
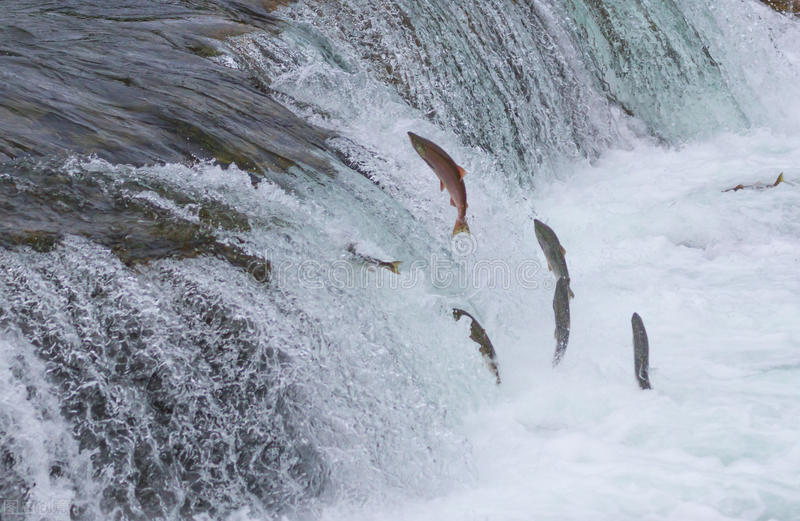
[
  {"xmin": 533, "ymin": 219, "xmax": 551, "ymax": 247},
  {"xmin": 407, "ymin": 132, "xmax": 428, "ymax": 159}
]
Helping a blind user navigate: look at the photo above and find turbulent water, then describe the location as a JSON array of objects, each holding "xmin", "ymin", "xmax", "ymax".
[{"xmin": 1, "ymin": 1, "xmax": 799, "ymax": 520}]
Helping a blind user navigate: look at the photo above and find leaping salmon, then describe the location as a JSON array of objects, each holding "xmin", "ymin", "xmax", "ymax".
[
  {"xmin": 452, "ymin": 308, "xmax": 501, "ymax": 384},
  {"xmin": 631, "ymin": 313, "xmax": 652, "ymax": 390},
  {"xmin": 723, "ymin": 172, "xmax": 785, "ymax": 192},
  {"xmin": 407, "ymin": 132, "xmax": 470, "ymax": 236},
  {"xmin": 534, "ymin": 219, "xmax": 574, "ymax": 299},
  {"xmin": 346, "ymin": 243, "xmax": 401, "ymax": 274}
]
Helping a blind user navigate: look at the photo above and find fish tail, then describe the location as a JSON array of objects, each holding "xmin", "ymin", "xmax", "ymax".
[
  {"xmin": 453, "ymin": 220, "xmax": 470, "ymax": 236},
  {"xmin": 775, "ymin": 172, "xmax": 785, "ymax": 186},
  {"xmin": 388, "ymin": 261, "xmax": 402, "ymax": 274}
]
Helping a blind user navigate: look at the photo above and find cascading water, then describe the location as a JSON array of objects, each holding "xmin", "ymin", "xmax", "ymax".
[
  {"xmin": 1, "ymin": 1, "xmax": 799, "ymax": 520},
  {"xmin": 233, "ymin": 0, "xmax": 794, "ymax": 177}
]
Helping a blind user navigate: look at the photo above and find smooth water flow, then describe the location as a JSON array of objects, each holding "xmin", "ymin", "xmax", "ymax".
[{"xmin": 1, "ymin": 0, "xmax": 799, "ymax": 520}]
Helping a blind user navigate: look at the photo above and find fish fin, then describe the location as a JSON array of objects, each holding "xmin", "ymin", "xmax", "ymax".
[
  {"xmin": 440, "ymin": 180, "xmax": 445, "ymax": 192},
  {"xmin": 569, "ymin": 287, "xmax": 575, "ymax": 299},
  {"xmin": 560, "ymin": 245, "xmax": 566, "ymax": 255},
  {"xmin": 547, "ymin": 261, "xmax": 552, "ymax": 271},
  {"xmin": 450, "ymin": 197, "xmax": 456, "ymax": 207},
  {"xmin": 457, "ymin": 166, "xmax": 466, "ymax": 179},
  {"xmin": 775, "ymin": 172, "xmax": 785, "ymax": 186},
  {"xmin": 453, "ymin": 220, "xmax": 470, "ymax": 236}
]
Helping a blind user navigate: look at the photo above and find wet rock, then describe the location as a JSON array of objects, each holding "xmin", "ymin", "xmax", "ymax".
[
  {"xmin": 0, "ymin": 2, "xmax": 333, "ymax": 179},
  {"xmin": 197, "ymin": 205, "xmax": 251, "ymax": 232},
  {"xmin": 187, "ymin": 43, "xmax": 224, "ymax": 58},
  {"xmin": 261, "ymin": 0, "xmax": 296, "ymax": 11},
  {"xmin": 760, "ymin": 0, "xmax": 800, "ymax": 14},
  {"xmin": 0, "ymin": 236, "xmax": 318, "ymax": 520},
  {"xmin": 0, "ymin": 163, "xmax": 270, "ymax": 283},
  {"xmin": 1, "ymin": 230, "xmax": 61, "ymax": 253}
]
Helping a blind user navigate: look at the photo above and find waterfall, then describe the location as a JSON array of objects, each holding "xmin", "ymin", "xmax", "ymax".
[
  {"xmin": 232, "ymin": 0, "xmax": 798, "ymax": 180},
  {"xmin": 1, "ymin": 1, "xmax": 799, "ymax": 519}
]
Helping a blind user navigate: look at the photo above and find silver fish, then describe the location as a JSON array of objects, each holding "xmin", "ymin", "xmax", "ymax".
[
  {"xmin": 631, "ymin": 312, "xmax": 652, "ymax": 390},
  {"xmin": 346, "ymin": 243, "xmax": 401, "ymax": 274},
  {"xmin": 453, "ymin": 308, "xmax": 501, "ymax": 384},
  {"xmin": 552, "ymin": 277, "xmax": 571, "ymax": 366},
  {"xmin": 534, "ymin": 219, "xmax": 574, "ymax": 298}
]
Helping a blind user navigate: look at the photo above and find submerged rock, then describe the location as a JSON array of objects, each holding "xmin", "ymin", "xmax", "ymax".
[
  {"xmin": 0, "ymin": 434, "xmax": 30, "ymax": 518},
  {"xmin": 0, "ymin": 246, "xmax": 324, "ymax": 520},
  {"xmin": 0, "ymin": 162, "xmax": 344, "ymax": 520}
]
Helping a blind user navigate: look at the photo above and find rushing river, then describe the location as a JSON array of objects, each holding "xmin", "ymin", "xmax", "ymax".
[{"xmin": 1, "ymin": 1, "xmax": 799, "ymax": 520}]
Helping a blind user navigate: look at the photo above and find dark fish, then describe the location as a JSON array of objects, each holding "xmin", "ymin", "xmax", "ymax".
[
  {"xmin": 408, "ymin": 132, "xmax": 469, "ymax": 236},
  {"xmin": 552, "ymin": 277, "xmax": 571, "ymax": 366},
  {"xmin": 534, "ymin": 219, "xmax": 574, "ymax": 298},
  {"xmin": 723, "ymin": 172, "xmax": 784, "ymax": 192},
  {"xmin": 453, "ymin": 308, "xmax": 500, "ymax": 384},
  {"xmin": 346, "ymin": 243, "xmax": 401, "ymax": 274},
  {"xmin": 631, "ymin": 312, "xmax": 652, "ymax": 390}
]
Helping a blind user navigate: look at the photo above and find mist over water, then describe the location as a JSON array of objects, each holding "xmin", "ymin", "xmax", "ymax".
[{"xmin": 1, "ymin": 1, "xmax": 800, "ymax": 520}]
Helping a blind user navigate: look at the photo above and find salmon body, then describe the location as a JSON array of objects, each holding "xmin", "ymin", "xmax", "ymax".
[
  {"xmin": 631, "ymin": 312, "xmax": 652, "ymax": 390},
  {"xmin": 534, "ymin": 219, "xmax": 574, "ymax": 298},
  {"xmin": 552, "ymin": 277, "xmax": 571, "ymax": 366},
  {"xmin": 346, "ymin": 243, "xmax": 401, "ymax": 274},
  {"xmin": 723, "ymin": 172, "xmax": 785, "ymax": 192},
  {"xmin": 407, "ymin": 132, "xmax": 469, "ymax": 235},
  {"xmin": 453, "ymin": 308, "xmax": 501, "ymax": 384}
]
